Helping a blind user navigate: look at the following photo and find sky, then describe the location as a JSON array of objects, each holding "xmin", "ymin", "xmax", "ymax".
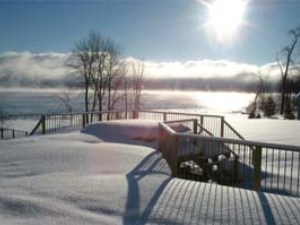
[{"xmin": 0, "ymin": 0, "xmax": 300, "ymax": 86}]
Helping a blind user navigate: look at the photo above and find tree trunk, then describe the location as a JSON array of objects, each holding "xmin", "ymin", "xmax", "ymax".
[{"xmin": 85, "ymin": 84, "xmax": 89, "ymax": 123}]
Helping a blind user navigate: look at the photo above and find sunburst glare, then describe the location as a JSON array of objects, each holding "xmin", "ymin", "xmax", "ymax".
[{"xmin": 200, "ymin": 0, "xmax": 249, "ymax": 43}]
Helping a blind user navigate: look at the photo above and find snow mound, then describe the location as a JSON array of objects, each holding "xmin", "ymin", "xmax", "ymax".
[{"xmin": 82, "ymin": 120, "xmax": 159, "ymax": 147}]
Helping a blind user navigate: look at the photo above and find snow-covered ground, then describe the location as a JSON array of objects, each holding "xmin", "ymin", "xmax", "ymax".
[
  {"xmin": 225, "ymin": 114, "xmax": 300, "ymax": 146},
  {"xmin": 0, "ymin": 120, "xmax": 300, "ymax": 225}
]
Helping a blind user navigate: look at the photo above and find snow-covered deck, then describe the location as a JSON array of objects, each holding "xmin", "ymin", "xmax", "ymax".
[{"xmin": 0, "ymin": 120, "xmax": 299, "ymax": 224}]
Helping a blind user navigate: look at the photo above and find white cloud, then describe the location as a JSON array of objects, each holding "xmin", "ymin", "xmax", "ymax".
[
  {"xmin": 136, "ymin": 59, "xmax": 259, "ymax": 80},
  {"xmin": 0, "ymin": 51, "xmax": 289, "ymax": 87},
  {"xmin": 0, "ymin": 51, "xmax": 73, "ymax": 80},
  {"xmin": 124, "ymin": 57, "xmax": 261, "ymax": 79}
]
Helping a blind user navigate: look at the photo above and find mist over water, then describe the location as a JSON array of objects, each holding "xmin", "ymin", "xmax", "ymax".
[{"xmin": 0, "ymin": 89, "xmax": 254, "ymax": 115}]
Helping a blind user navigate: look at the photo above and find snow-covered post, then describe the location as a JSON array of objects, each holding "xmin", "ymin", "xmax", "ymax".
[{"xmin": 253, "ymin": 146, "xmax": 262, "ymax": 191}]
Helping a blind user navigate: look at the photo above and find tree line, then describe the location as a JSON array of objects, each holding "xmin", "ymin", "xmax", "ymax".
[
  {"xmin": 67, "ymin": 28, "xmax": 300, "ymax": 120},
  {"xmin": 249, "ymin": 26, "xmax": 300, "ymax": 119},
  {"xmin": 67, "ymin": 32, "xmax": 144, "ymax": 121}
]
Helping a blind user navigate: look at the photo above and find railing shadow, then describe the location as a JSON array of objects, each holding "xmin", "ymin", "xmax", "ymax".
[
  {"xmin": 123, "ymin": 149, "xmax": 300, "ymax": 224},
  {"xmin": 123, "ymin": 151, "xmax": 172, "ymax": 225}
]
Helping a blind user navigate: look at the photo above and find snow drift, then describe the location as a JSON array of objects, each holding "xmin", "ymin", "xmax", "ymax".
[{"xmin": 0, "ymin": 120, "xmax": 299, "ymax": 225}]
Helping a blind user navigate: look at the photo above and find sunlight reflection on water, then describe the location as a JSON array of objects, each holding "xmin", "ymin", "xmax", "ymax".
[
  {"xmin": 144, "ymin": 90, "xmax": 254, "ymax": 113},
  {"xmin": 0, "ymin": 89, "xmax": 255, "ymax": 115}
]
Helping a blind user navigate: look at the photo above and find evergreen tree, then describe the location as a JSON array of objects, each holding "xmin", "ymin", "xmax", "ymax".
[
  {"xmin": 263, "ymin": 95, "xmax": 276, "ymax": 117},
  {"xmin": 284, "ymin": 95, "xmax": 295, "ymax": 119}
]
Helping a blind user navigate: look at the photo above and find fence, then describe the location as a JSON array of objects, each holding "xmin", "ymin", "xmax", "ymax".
[
  {"xmin": 159, "ymin": 121, "xmax": 300, "ymax": 197},
  {"xmin": 0, "ymin": 114, "xmax": 40, "ymax": 140},
  {"xmin": 28, "ymin": 111, "xmax": 133, "ymax": 135},
  {"xmin": 0, "ymin": 127, "xmax": 28, "ymax": 140},
  {"xmin": 0, "ymin": 110, "xmax": 245, "ymax": 142},
  {"xmin": 138, "ymin": 110, "xmax": 225, "ymax": 138},
  {"xmin": 1, "ymin": 110, "xmax": 240, "ymax": 140}
]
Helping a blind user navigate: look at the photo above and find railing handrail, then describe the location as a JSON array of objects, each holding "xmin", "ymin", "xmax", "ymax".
[
  {"xmin": 164, "ymin": 118, "xmax": 198, "ymax": 124},
  {"xmin": 2, "ymin": 110, "xmax": 244, "ymax": 146},
  {"xmin": 159, "ymin": 122, "xmax": 177, "ymax": 135},
  {"xmin": 159, "ymin": 122, "xmax": 240, "ymax": 158},
  {"xmin": 175, "ymin": 132, "xmax": 300, "ymax": 153},
  {"xmin": 158, "ymin": 120, "xmax": 300, "ymax": 196},
  {"xmin": 0, "ymin": 110, "xmax": 226, "ymax": 120},
  {"xmin": 159, "ymin": 120, "xmax": 300, "ymax": 159},
  {"xmin": 223, "ymin": 120, "xmax": 245, "ymax": 140},
  {"xmin": 140, "ymin": 110, "xmax": 225, "ymax": 119},
  {"xmin": 0, "ymin": 110, "xmax": 127, "ymax": 118},
  {"xmin": 0, "ymin": 127, "xmax": 29, "ymax": 133},
  {"xmin": 197, "ymin": 123, "xmax": 214, "ymax": 136}
]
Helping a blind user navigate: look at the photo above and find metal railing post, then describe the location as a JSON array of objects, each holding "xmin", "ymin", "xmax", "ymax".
[
  {"xmin": 253, "ymin": 146, "xmax": 262, "ymax": 191},
  {"xmin": 41, "ymin": 115, "xmax": 46, "ymax": 135},
  {"xmin": 158, "ymin": 124, "xmax": 165, "ymax": 156},
  {"xmin": 193, "ymin": 119, "xmax": 197, "ymax": 134},
  {"xmin": 163, "ymin": 113, "xmax": 167, "ymax": 122},
  {"xmin": 232, "ymin": 157, "xmax": 239, "ymax": 185},
  {"xmin": 171, "ymin": 135, "xmax": 179, "ymax": 177},
  {"xmin": 82, "ymin": 114, "xmax": 86, "ymax": 128},
  {"xmin": 221, "ymin": 117, "xmax": 224, "ymax": 137},
  {"xmin": 133, "ymin": 110, "xmax": 139, "ymax": 119}
]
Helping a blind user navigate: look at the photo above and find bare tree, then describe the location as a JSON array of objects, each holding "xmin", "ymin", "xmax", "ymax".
[
  {"xmin": 104, "ymin": 38, "xmax": 120, "ymax": 116},
  {"xmin": 277, "ymin": 27, "xmax": 300, "ymax": 115},
  {"xmin": 0, "ymin": 107, "xmax": 6, "ymax": 128},
  {"xmin": 131, "ymin": 61, "xmax": 145, "ymax": 112},
  {"xmin": 55, "ymin": 90, "xmax": 74, "ymax": 113},
  {"xmin": 109, "ymin": 66, "xmax": 127, "ymax": 114},
  {"xmin": 248, "ymin": 71, "xmax": 270, "ymax": 118},
  {"xmin": 69, "ymin": 32, "xmax": 100, "ymax": 123},
  {"xmin": 69, "ymin": 32, "xmax": 122, "ymax": 121},
  {"xmin": 255, "ymin": 72, "xmax": 267, "ymax": 113}
]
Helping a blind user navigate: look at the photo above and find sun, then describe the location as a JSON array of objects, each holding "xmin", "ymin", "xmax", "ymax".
[{"xmin": 202, "ymin": 0, "xmax": 248, "ymax": 42}]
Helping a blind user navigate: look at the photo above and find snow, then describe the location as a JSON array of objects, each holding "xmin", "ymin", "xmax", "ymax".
[
  {"xmin": 226, "ymin": 114, "xmax": 300, "ymax": 146},
  {"xmin": 0, "ymin": 120, "xmax": 300, "ymax": 224}
]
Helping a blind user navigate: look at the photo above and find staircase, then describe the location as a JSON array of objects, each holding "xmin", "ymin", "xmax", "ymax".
[{"xmin": 164, "ymin": 119, "xmax": 240, "ymax": 185}]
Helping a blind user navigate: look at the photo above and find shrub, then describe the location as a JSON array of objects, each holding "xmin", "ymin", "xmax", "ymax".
[
  {"xmin": 263, "ymin": 95, "xmax": 276, "ymax": 117},
  {"xmin": 284, "ymin": 95, "xmax": 295, "ymax": 120}
]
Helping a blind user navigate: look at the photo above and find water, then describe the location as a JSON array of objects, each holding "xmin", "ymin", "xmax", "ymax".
[{"xmin": 0, "ymin": 88, "xmax": 254, "ymax": 115}]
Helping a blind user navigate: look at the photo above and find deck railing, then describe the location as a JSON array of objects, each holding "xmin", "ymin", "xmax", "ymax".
[
  {"xmin": 1, "ymin": 110, "xmax": 242, "ymax": 139},
  {"xmin": 28, "ymin": 111, "xmax": 133, "ymax": 135},
  {"xmin": 138, "ymin": 110, "xmax": 225, "ymax": 138},
  {"xmin": 0, "ymin": 127, "xmax": 28, "ymax": 140},
  {"xmin": 158, "ymin": 121, "xmax": 300, "ymax": 197}
]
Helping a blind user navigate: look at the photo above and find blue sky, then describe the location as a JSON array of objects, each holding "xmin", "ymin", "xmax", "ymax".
[{"xmin": 0, "ymin": 0, "xmax": 299, "ymax": 65}]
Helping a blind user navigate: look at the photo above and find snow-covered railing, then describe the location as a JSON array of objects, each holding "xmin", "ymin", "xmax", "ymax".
[
  {"xmin": 1, "ymin": 110, "xmax": 245, "ymax": 144},
  {"xmin": 159, "ymin": 121, "xmax": 300, "ymax": 197},
  {"xmin": 138, "ymin": 110, "xmax": 226, "ymax": 138},
  {"xmin": 28, "ymin": 111, "xmax": 132, "ymax": 135},
  {"xmin": 25, "ymin": 110, "xmax": 232, "ymax": 137},
  {"xmin": 0, "ymin": 127, "xmax": 29, "ymax": 140}
]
